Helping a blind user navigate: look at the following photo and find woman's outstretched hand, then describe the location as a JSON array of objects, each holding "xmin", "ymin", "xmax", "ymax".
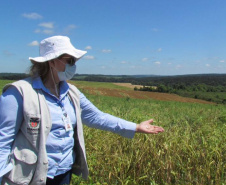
[{"xmin": 136, "ymin": 119, "xmax": 164, "ymax": 134}]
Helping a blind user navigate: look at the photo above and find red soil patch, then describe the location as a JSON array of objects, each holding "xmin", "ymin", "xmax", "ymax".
[{"xmin": 79, "ymin": 86, "xmax": 215, "ymax": 105}]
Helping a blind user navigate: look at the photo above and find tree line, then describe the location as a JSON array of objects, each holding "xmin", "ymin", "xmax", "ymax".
[{"xmin": 135, "ymin": 83, "xmax": 226, "ymax": 104}]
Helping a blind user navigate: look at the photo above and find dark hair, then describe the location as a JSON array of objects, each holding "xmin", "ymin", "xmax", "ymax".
[{"xmin": 29, "ymin": 61, "xmax": 50, "ymax": 82}]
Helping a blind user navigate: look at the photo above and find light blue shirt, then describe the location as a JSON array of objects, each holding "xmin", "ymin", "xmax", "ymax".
[{"xmin": 0, "ymin": 77, "xmax": 136, "ymax": 181}]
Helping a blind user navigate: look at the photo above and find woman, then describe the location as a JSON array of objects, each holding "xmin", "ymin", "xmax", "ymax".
[{"xmin": 0, "ymin": 36, "xmax": 164, "ymax": 185}]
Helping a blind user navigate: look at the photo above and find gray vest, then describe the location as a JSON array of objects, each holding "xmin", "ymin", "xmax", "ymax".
[{"xmin": 2, "ymin": 77, "xmax": 88, "ymax": 185}]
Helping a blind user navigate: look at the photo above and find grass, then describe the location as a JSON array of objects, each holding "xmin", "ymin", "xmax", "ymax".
[
  {"xmin": 69, "ymin": 80, "xmax": 131, "ymax": 90},
  {"xmin": 0, "ymin": 79, "xmax": 225, "ymax": 184},
  {"xmin": 176, "ymin": 90, "xmax": 226, "ymax": 104},
  {"xmin": 0, "ymin": 80, "xmax": 14, "ymax": 94},
  {"xmin": 71, "ymin": 94, "xmax": 226, "ymax": 185}
]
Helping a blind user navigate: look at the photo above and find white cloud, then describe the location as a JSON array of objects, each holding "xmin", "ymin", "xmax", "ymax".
[
  {"xmin": 28, "ymin": 41, "xmax": 39, "ymax": 46},
  {"xmin": 34, "ymin": 29, "xmax": 41, "ymax": 33},
  {"xmin": 168, "ymin": 62, "xmax": 172, "ymax": 65},
  {"xmin": 34, "ymin": 28, "xmax": 54, "ymax": 35},
  {"xmin": 63, "ymin": 24, "xmax": 76, "ymax": 34},
  {"xmin": 152, "ymin": 28, "xmax": 159, "ymax": 32},
  {"xmin": 157, "ymin": 48, "xmax": 162, "ymax": 52},
  {"xmin": 102, "ymin": 49, "xmax": 112, "ymax": 53},
  {"xmin": 39, "ymin": 22, "xmax": 54, "ymax": 29},
  {"xmin": 22, "ymin": 13, "xmax": 42, "ymax": 19},
  {"xmin": 130, "ymin": 65, "xmax": 136, "ymax": 69},
  {"xmin": 84, "ymin": 55, "xmax": 95, "ymax": 60},
  {"xmin": 155, "ymin": 61, "xmax": 161, "ymax": 65},
  {"xmin": 121, "ymin": 61, "xmax": 127, "ymax": 64},
  {"xmin": 219, "ymin": 60, "xmax": 225, "ymax": 63},
  {"xmin": 43, "ymin": 29, "xmax": 54, "ymax": 34},
  {"xmin": 101, "ymin": 66, "xmax": 106, "ymax": 69},
  {"xmin": 142, "ymin": 58, "xmax": 148, "ymax": 62},
  {"xmin": 176, "ymin": 65, "xmax": 182, "ymax": 69},
  {"xmin": 3, "ymin": 50, "xmax": 14, "ymax": 57},
  {"xmin": 85, "ymin": 46, "xmax": 92, "ymax": 50},
  {"xmin": 67, "ymin": 24, "xmax": 76, "ymax": 29},
  {"xmin": 206, "ymin": 64, "xmax": 210, "ymax": 67}
]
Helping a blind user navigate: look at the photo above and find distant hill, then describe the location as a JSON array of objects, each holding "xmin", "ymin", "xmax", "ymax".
[
  {"xmin": 0, "ymin": 73, "xmax": 29, "ymax": 80},
  {"xmin": 136, "ymin": 73, "xmax": 226, "ymax": 86},
  {"xmin": 72, "ymin": 73, "xmax": 226, "ymax": 87},
  {"xmin": 73, "ymin": 74, "xmax": 161, "ymax": 79},
  {"xmin": 1, "ymin": 72, "xmax": 226, "ymax": 86},
  {"xmin": 0, "ymin": 73, "xmax": 160, "ymax": 80}
]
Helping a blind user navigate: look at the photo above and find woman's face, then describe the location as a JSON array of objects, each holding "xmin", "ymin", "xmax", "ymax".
[
  {"xmin": 49, "ymin": 54, "xmax": 76, "ymax": 72},
  {"xmin": 48, "ymin": 54, "xmax": 76, "ymax": 83}
]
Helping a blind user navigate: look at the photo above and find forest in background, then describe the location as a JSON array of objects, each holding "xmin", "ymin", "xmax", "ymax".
[{"xmin": 1, "ymin": 73, "xmax": 226, "ymax": 104}]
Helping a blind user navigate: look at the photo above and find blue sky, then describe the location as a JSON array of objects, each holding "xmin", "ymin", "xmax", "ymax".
[{"xmin": 1, "ymin": 0, "xmax": 226, "ymax": 75}]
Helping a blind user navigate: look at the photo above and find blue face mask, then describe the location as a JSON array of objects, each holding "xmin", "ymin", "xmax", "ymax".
[{"xmin": 58, "ymin": 64, "xmax": 76, "ymax": 81}]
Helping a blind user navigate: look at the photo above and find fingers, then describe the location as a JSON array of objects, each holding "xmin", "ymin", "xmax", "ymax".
[
  {"xmin": 146, "ymin": 125, "xmax": 164, "ymax": 134},
  {"xmin": 147, "ymin": 119, "xmax": 154, "ymax": 124},
  {"xmin": 153, "ymin": 125, "xmax": 164, "ymax": 132},
  {"xmin": 146, "ymin": 120, "xmax": 164, "ymax": 131},
  {"xmin": 138, "ymin": 119, "xmax": 164, "ymax": 134}
]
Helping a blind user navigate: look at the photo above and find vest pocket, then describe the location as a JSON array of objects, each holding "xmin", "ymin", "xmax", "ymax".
[{"xmin": 7, "ymin": 147, "xmax": 37, "ymax": 184}]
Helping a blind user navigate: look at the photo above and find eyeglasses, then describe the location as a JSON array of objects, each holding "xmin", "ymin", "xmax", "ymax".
[{"xmin": 58, "ymin": 56, "xmax": 76, "ymax": 66}]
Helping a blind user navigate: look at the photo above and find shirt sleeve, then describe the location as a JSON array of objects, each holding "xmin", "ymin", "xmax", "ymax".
[
  {"xmin": 80, "ymin": 91, "xmax": 136, "ymax": 138},
  {"xmin": 0, "ymin": 86, "xmax": 23, "ymax": 181}
]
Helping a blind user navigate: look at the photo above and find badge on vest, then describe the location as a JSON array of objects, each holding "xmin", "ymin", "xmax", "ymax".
[
  {"xmin": 62, "ymin": 114, "xmax": 73, "ymax": 132},
  {"xmin": 27, "ymin": 117, "xmax": 40, "ymax": 134}
]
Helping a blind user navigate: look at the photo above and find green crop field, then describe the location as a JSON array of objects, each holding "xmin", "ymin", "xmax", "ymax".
[
  {"xmin": 72, "ymin": 80, "xmax": 131, "ymax": 90},
  {"xmin": 0, "ymin": 80, "xmax": 14, "ymax": 94},
  {"xmin": 73, "ymin": 94, "xmax": 226, "ymax": 185},
  {"xmin": 0, "ymin": 79, "xmax": 225, "ymax": 184}
]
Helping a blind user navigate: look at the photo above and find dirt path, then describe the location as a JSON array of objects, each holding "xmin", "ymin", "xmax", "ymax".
[{"xmin": 113, "ymin": 83, "xmax": 144, "ymax": 89}]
